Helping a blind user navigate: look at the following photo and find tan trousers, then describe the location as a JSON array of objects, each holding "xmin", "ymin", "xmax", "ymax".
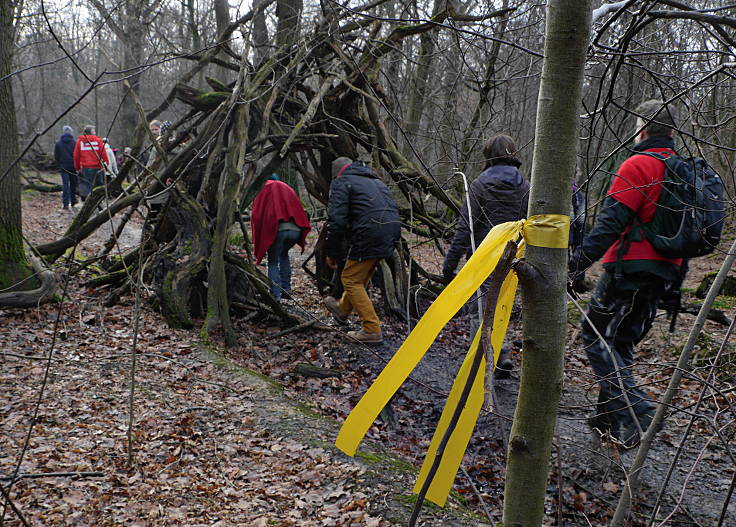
[{"xmin": 338, "ymin": 258, "xmax": 381, "ymax": 333}]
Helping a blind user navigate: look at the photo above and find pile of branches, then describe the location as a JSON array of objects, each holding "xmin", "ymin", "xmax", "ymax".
[{"xmin": 33, "ymin": 3, "xmax": 476, "ymax": 344}]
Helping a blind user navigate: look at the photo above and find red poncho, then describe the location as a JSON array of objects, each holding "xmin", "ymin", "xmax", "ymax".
[{"xmin": 251, "ymin": 180, "xmax": 311, "ymax": 264}]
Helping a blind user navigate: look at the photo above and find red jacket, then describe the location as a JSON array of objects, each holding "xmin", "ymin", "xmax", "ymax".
[
  {"xmin": 251, "ymin": 181, "xmax": 311, "ymax": 264},
  {"xmin": 602, "ymin": 147, "xmax": 682, "ymax": 266},
  {"xmin": 73, "ymin": 134, "xmax": 108, "ymax": 170}
]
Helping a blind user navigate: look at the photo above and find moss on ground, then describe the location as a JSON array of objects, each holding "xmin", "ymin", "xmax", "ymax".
[
  {"xmin": 567, "ymin": 298, "xmax": 588, "ymax": 327},
  {"xmin": 198, "ymin": 342, "xmax": 285, "ymax": 393},
  {"xmin": 294, "ymin": 400, "xmax": 322, "ymax": 418},
  {"xmin": 355, "ymin": 450, "xmax": 417, "ymax": 475}
]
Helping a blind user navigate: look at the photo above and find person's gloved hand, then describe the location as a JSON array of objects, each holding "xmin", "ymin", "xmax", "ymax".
[
  {"xmin": 659, "ymin": 286, "xmax": 681, "ymax": 315},
  {"xmin": 568, "ymin": 248, "xmax": 594, "ymax": 296},
  {"xmin": 442, "ymin": 261, "xmax": 456, "ymax": 283},
  {"xmin": 568, "ymin": 248, "xmax": 594, "ymax": 277}
]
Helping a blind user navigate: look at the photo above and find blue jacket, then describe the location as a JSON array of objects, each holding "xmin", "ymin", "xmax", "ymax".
[{"xmin": 54, "ymin": 133, "xmax": 76, "ymax": 172}]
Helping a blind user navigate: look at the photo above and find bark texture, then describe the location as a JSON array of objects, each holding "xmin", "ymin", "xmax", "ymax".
[
  {"xmin": 502, "ymin": 1, "xmax": 593, "ymax": 525},
  {"xmin": 0, "ymin": 0, "xmax": 35, "ymax": 293}
]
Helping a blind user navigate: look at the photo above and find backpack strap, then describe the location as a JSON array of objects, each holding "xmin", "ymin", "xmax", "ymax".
[
  {"xmin": 614, "ymin": 221, "xmax": 639, "ymax": 280},
  {"xmin": 614, "ymin": 150, "xmax": 672, "ymax": 278}
]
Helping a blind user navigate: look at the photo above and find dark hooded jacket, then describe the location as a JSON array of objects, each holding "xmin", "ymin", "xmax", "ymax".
[
  {"xmin": 443, "ymin": 163, "xmax": 530, "ymax": 275},
  {"xmin": 326, "ymin": 162, "xmax": 400, "ymax": 261},
  {"xmin": 54, "ymin": 133, "xmax": 76, "ymax": 172}
]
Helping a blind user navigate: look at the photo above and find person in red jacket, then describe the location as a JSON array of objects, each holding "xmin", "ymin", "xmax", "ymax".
[
  {"xmin": 569, "ymin": 100, "xmax": 681, "ymax": 449},
  {"xmin": 251, "ymin": 176, "xmax": 311, "ymax": 300},
  {"xmin": 73, "ymin": 125, "xmax": 108, "ymax": 201}
]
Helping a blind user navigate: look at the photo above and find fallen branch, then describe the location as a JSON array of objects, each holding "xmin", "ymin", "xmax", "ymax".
[
  {"xmin": 293, "ymin": 362, "xmax": 342, "ymax": 379},
  {"xmin": 269, "ymin": 319, "xmax": 320, "ymax": 338},
  {"xmin": 0, "ymin": 471, "xmax": 105, "ymax": 481},
  {"xmin": 409, "ymin": 240, "xmax": 517, "ymax": 526}
]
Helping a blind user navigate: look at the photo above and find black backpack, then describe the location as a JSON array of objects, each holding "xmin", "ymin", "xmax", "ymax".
[{"xmin": 633, "ymin": 153, "xmax": 725, "ymax": 258}]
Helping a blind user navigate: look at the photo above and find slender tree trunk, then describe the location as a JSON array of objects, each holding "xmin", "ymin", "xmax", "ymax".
[
  {"xmin": 204, "ymin": 65, "xmax": 249, "ymax": 346},
  {"xmin": 0, "ymin": 0, "xmax": 35, "ymax": 292},
  {"xmin": 503, "ymin": 2, "xmax": 592, "ymax": 525},
  {"xmin": 213, "ymin": 0, "xmax": 231, "ymax": 83},
  {"xmin": 275, "ymin": 0, "xmax": 302, "ymax": 50},
  {"xmin": 402, "ymin": 0, "xmax": 443, "ymax": 158},
  {"xmin": 251, "ymin": 7, "xmax": 269, "ymax": 66}
]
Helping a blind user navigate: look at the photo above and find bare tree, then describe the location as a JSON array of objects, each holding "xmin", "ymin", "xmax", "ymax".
[
  {"xmin": 0, "ymin": 1, "xmax": 33, "ymax": 292},
  {"xmin": 503, "ymin": 0, "xmax": 592, "ymax": 524}
]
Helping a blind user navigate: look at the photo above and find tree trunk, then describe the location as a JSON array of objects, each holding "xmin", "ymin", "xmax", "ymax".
[
  {"xmin": 119, "ymin": 6, "xmax": 145, "ymax": 148},
  {"xmin": 0, "ymin": 0, "xmax": 36, "ymax": 293},
  {"xmin": 275, "ymin": 0, "xmax": 302, "ymax": 50},
  {"xmin": 157, "ymin": 192, "xmax": 211, "ymax": 329},
  {"xmin": 213, "ymin": 0, "xmax": 231, "ymax": 84},
  {"xmin": 402, "ymin": 0, "xmax": 442, "ymax": 158},
  {"xmin": 251, "ymin": 6, "xmax": 269, "ymax": 67},
  {"xmin": 503, "ymin": 2, "xmax": 592, "ymax": 526},
  {"xmin": 203, "ymin": 66, "xmax": 249, "ymax": 346}
]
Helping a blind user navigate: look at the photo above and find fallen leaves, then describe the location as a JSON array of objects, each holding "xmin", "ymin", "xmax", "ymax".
[{"xmin": 0, "ymin": 299, "xmax": 390, "ymax": 526}]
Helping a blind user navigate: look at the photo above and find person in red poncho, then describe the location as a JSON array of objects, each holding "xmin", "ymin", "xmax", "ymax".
[{"xmin": 251, "ymin": 176, "xmax": 311, "ymax": 300}]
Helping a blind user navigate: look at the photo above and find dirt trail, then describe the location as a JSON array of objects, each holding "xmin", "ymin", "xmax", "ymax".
[
  {"xmin": 8, "ymin": 187, "xmax": 734, "ymax": 526},
  {"xmin": 0, "ymin": 303, "xmax": 482, "ymax": 526}
]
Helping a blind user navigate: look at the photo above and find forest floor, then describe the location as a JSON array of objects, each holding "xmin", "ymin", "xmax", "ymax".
[{"xmin": 1, "ymin": 186, "xmax": 735, "ymax": 526}]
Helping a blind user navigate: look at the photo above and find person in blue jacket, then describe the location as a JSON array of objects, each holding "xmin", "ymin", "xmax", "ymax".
[{"xmin": 53, "ymin": 125, "xmax": 78, "ymax": 210}]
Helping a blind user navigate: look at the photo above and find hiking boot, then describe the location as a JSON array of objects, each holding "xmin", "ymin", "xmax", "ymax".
[
  {"xmin": 494, "ymin": 349, "xmax": 513, "ymax": 379},
  {"xmin": 617, "ymin": 409, "xmax": 660, "ymax": 450},
  {"xmin": 587, "ymin": 413, "xmax": 615, "ymax": 435},
  {"xmin": 347, "ymin": 329, "xmax": 383, "ymax": 344},
  {"xmin": 324, "ymin": 296, "xmax": 348, "ymax": 324}
]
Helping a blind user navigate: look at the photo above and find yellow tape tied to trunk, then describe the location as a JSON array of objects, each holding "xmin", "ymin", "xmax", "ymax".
[{"xmin": 335, "ymin": 214, "xmax": 570, "ymax": 506}]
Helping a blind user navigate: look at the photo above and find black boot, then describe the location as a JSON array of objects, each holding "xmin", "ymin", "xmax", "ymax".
[
  {"xmin": 588, "ymin": 397, "xmax": 616, "ymax": 435},
  {"xmin": 618, "ymin": 408, "xmax": 660, "ymax": 449},
  {"xmin": 494, "ymin": 347, "xmax": 513, "ymax": 378}
]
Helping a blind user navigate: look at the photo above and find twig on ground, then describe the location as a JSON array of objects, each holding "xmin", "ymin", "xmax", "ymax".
[
  {"xmin": 0, "ymin": 472, "xmax": 104, "ymax": 482},
  {"xmin": 268, "ymin": 319, "xmax": 319, "ymax": 338}
]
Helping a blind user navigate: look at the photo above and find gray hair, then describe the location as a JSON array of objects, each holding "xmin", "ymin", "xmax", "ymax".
[
  {"xmin": 332, "ymin": 157, "xmax": 353, "ymax": 179},
  {"xmin": 83, "ymin": 124, "xmax": 95, "ymax": 135},
  {"xmin": 635, "ymin": 99, "xmax": 676, "ymax": 137}
]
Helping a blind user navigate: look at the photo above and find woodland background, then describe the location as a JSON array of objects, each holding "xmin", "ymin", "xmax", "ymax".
[{"xmin": 1, "ymin": 0, "xmax": 736, "ymax": 526}]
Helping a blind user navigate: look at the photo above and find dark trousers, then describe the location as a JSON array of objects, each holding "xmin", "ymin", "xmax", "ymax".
[
  {"xmin": 78, "ymin": 168, "xmax": 103, "ymax": 198},
  {"xmin": 60, "ymin": 169, "xmax": 77, "ymax": 207},
  {"xmin": 581, "ymin": 271, "xmax": 669, "ymax": 429}
]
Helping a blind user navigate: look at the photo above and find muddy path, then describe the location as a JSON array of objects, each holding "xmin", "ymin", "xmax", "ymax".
[
  {"xmin": 16, "ymin": 187, "xmax": 736, "ymax": 525},
  {"xmin": 228, "ymin": 287, "xmax": 735, "ymax": 526}
]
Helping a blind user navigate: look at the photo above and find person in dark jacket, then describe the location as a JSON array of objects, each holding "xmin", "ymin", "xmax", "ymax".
[
  {"xmin": 54, "ymin": 125, "xmax": 78, "ymax": 210},
  {"xmin": 442, "ymin": 134, "xmax": 530, "ymax": 374},
  {"xmin": 569, "ymin": 100, "xmax": 682, "ymax": 449},
  {"xmin": 568, "ymin": 181, "xmax": 592, "ymax": 294},
  {"xmin": 323, "ymin": 158, "xmax": 400, "ymax": 344}
]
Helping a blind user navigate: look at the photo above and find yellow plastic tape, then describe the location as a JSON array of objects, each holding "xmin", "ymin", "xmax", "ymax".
[
  {"xmin": 414, "ymin": 265, "xmax": 520, "ymax": 506},
  {"xmin": 335, "ymin": 214, "xmax": 569, "ymax": 506},
  {"xmin": 523, "ymin": 214, "xmax": 570, "ymax": 249},
  {"xmin": 335, "ymin": 221, "xmax": 524, "ymax": 456}
]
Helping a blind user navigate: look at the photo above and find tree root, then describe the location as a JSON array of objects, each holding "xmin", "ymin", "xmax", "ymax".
[{"xmin": 0, "ymin": 255, "xmax": 58, "ymax": 308}]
